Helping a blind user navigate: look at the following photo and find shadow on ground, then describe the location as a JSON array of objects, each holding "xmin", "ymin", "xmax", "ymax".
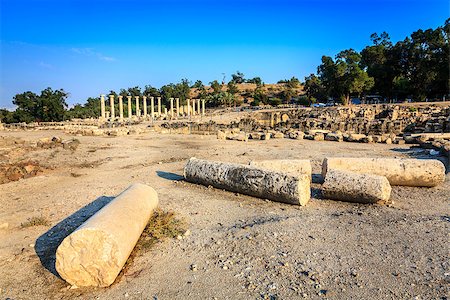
[
  {"xmin": 35, "ymin": 196, "xmax": 114, "ymax": 278},
  {"xmin": 312, "ymin": 173, "xmax": 324, "ymax": 184},
  {"xmin": 156, "ymin": 171, "xmax": 184, "ymax": 181}
]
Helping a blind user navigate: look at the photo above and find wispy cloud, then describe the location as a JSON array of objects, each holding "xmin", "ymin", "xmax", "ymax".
[
  {"xmin": 71, "ymin": 47, "xmax": 117, "ymax": 62},
  {"xmin": 38, "ymin": 61, "xmax": 53, "ymax": 69}
]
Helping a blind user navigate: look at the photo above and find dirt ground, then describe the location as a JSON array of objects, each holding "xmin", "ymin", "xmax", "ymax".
[{"xmin": 0, "ymin": 128, "xmax": 449, "ymax": 300}]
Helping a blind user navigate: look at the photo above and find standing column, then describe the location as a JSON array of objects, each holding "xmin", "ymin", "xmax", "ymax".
[
  {"xmin": 143, "ymin": 96, "xmax": 147, "ymax": 117},
  {"xmin": 197, "ymin": 99, "xmax": 201, "ymax": 115},
  {"xmin": 109, "ymin": 95, "xmax": 115, "ymax": 119},
  {"xmin": 202, "ymin": 99, "xmax": 205, "ymax": 115},
  {"xmin": 100, "ymin": 94, "xmax": 106, "ymax": 119},
  {"xmin": 127, "ymin": 96, "xmax": 132, "ymax": 118},
  {"xmin": 135, "ymin": 96, "xmax": 140, "ymax": 117},
  {"xmin": 118, "ymin": 96, "xmax": 124, "ymax": 120},
  {"xmin": 157, "ymin": 97, "xmax": 162, "ymax": 116},
  {"xmin": 150, "ymin": 97, "xmax": 155, "ymax": 119},
  {"xmin": 164, "ymin": 107, "xmax": 168, "ymax": 116},
  {"xmin": 170, "ymin": 98, "xmax": 174, "ymax": 118},
  {"xmin": 176, "ymin": 98, "xmax": 180, "ymax": 117},
  {"xmin": 187, "ymin": 99, "xmax": 191, "ymax": 116},
  {"xmin": 193, "ymin": 99, "xmax": 197, "ymax": 115}
]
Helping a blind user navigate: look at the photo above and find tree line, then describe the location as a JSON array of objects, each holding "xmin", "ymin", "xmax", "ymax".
[
  {"xmin": 0, "ymin": 74, "xmax": 301, "ymax": 123},
  {"xmin": 304, "ymin": 19, "xmax": 449, "ymax": 104},
  {"xmin": 1, "ymin": 19, "xmax": 448, "ymax": 123}
]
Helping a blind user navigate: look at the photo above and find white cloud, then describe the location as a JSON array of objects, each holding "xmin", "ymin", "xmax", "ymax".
[
  {"xmin": 38, "ymin": 61, "xmax": 53, "ymax": 69},
  {"xmin": 71, "ymin": 48, "xmax": 117, "ymax": 62}
]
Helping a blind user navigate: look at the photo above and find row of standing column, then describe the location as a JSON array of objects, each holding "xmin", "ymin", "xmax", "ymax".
[{"xmin": 100, "ymin": 95, "xmax": 206, "ymax": 120}]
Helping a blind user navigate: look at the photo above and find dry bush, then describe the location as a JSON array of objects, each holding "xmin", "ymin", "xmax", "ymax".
[
  {"xmin": 117, "ymin": 209, "xmax": 187, "ymax": 281},
  {"xmin": 21, "ymin": 216, "xmax": 50, "ymax": 228}
]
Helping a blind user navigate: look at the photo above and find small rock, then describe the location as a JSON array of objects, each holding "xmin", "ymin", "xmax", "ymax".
[{"xmin": 190, "ymin": 264, "xmax": 198, "ymax": 271}]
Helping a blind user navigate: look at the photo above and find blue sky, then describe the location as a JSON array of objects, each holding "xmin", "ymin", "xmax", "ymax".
[{"xmin": 0, "ymin": 0, "xmax": 448, "ymax": 108}]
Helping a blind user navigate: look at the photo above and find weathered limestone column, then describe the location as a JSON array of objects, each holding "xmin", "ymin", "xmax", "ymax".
[
  {"xmin": 118, "ymin": 96, "xmax": 124, "ymax": 120},
  {"xmin": 322, "ymin": 157, "xmax": 445, "ymax": 187},
  {"xmin": 202, "ymin": 99, "xmax": 205, "ymax": 115},
  {"xmin": 197, "ymin": 99, "xmax": 201, "ymax": 115},
  {"xmin": 176, "ymin": 98, "xmax": 180, "ymax": 117},
  {"xmin": 127, "ymin": 96, "xmax": 132, "ymax": 118},
  {"xmin": 249, "ymin": 159, "xmax": 312, "ymax": 180},
  {"xmin": 150, "ymin": 97, "xmax": 155, "ymax": 119},
  {"xmin": 55, "ymin": 183, "xmax": 159, "ymax": 287},
  {"xmin": 170, "ymin": 98, "xmax": 174, "ymax": 118},
  {"xmin": 157, "ymin": 97, "xmax": 162, "ymax": 116},
  {"xmin": 184, "ymin": 158, "xmax": 310, "ymax": 205},
  {"xmin": 164, "ymin": 107, "xmax": 168, "ymax": 116},
  {"xmin": 100, "ymin": 94, "xmax": 106, "ymax": 119},
  {"xmin": 135, "ymin": 96, "xmax": 140, "ymax": 117},
  {"xmin": 143, "ymin": 96, "xmax": 147, "ymax": 117},
  {"xmin": 187, "ymin": 99, "xmax": 191, "ymax": 116},
  {"xmin": 192, "ymin": 99, "xmax": 196, "ymax": 115},
  {"xmin": 322, "ymin": 169, "xmax": 391, "ymax": 203},
  {"xmin": 109, "ymin": 95, "xmax": 115, "ymax": 119}
]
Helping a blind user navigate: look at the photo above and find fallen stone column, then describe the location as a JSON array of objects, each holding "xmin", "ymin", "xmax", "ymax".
[
  {"xmin": 322, "ymin": 157, "xmax": 445, "ymax": 187},
  {"xmin": 184, "ymin": 158, "xmax": 310, "ymax": 205},
  {"xmin": 55, "ymin": 183, "xmax": 159, "ymax": 287},
  {"xmin": 322, "ymin": 169, "xmax": 391, "ymax": 203},
  {"xmin": 249, "ymin": 159, "xmax": 312, "ymax": 180}
]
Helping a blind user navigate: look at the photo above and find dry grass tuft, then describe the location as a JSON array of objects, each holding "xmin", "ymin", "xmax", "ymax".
[
  {"xmin": 138, "ymin": 209, "xmax": 187, "ymax": 249},
  {"xmin": 21, "ymin": 216, "xmax": 50, "ymax": 228}
]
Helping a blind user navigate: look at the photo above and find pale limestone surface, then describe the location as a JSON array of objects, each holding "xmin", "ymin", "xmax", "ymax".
[
  {"xmin": 55, "ymin": 183, "xmax": 159, "ymax": 287},
  {"xmin": 322, "ymin": 169, "xmax": 391, "ymax": 203},
  {"xmin": 322, "ymin": 157, "xmax": 445, "ymax": 187},
  {"xmin": 249, "ymin": 159, "xmax": 312, "ymax": 180},
  {"xmin": 184, "ymin": 158, "xmax": 310, "ymax": 205}
]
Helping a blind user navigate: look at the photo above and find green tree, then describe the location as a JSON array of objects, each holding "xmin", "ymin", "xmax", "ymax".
[
  {"xmin": 304, "ymin": 74, "xmax": 325, "ymax": 104},
  {"xmin": 191, "ymin": 80, "xmax": 204, "ymax": 89},
  {"xmin": 209, "ymin": 80, "xmax": 222, "ymax": 94},
  {"xmin": 360, "ymin": 32, "xmax": 396, "ymax": 99},
  {"xmin": 231, "ymin": 71, "xmax": 245, "ymax": 84},
  {"xmin": 227, "ymin": 81, "xmax": 239, "ymax": 95},
  {"xmin": 12, "ymin": 88, "xmax": 68, "ymax": 122},
  {"xmin": 318, "ymin": 50, "xmax": 374, "ymax": 105},
  {"xmin": 246, "ymin": 77, "xmax": 262, "ymax": 85}
]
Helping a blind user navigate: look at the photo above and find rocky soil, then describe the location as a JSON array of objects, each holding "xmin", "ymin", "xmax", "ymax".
[{"xmin": 0, "ymin": 129, "xmax": 448, "ymax": 300}]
